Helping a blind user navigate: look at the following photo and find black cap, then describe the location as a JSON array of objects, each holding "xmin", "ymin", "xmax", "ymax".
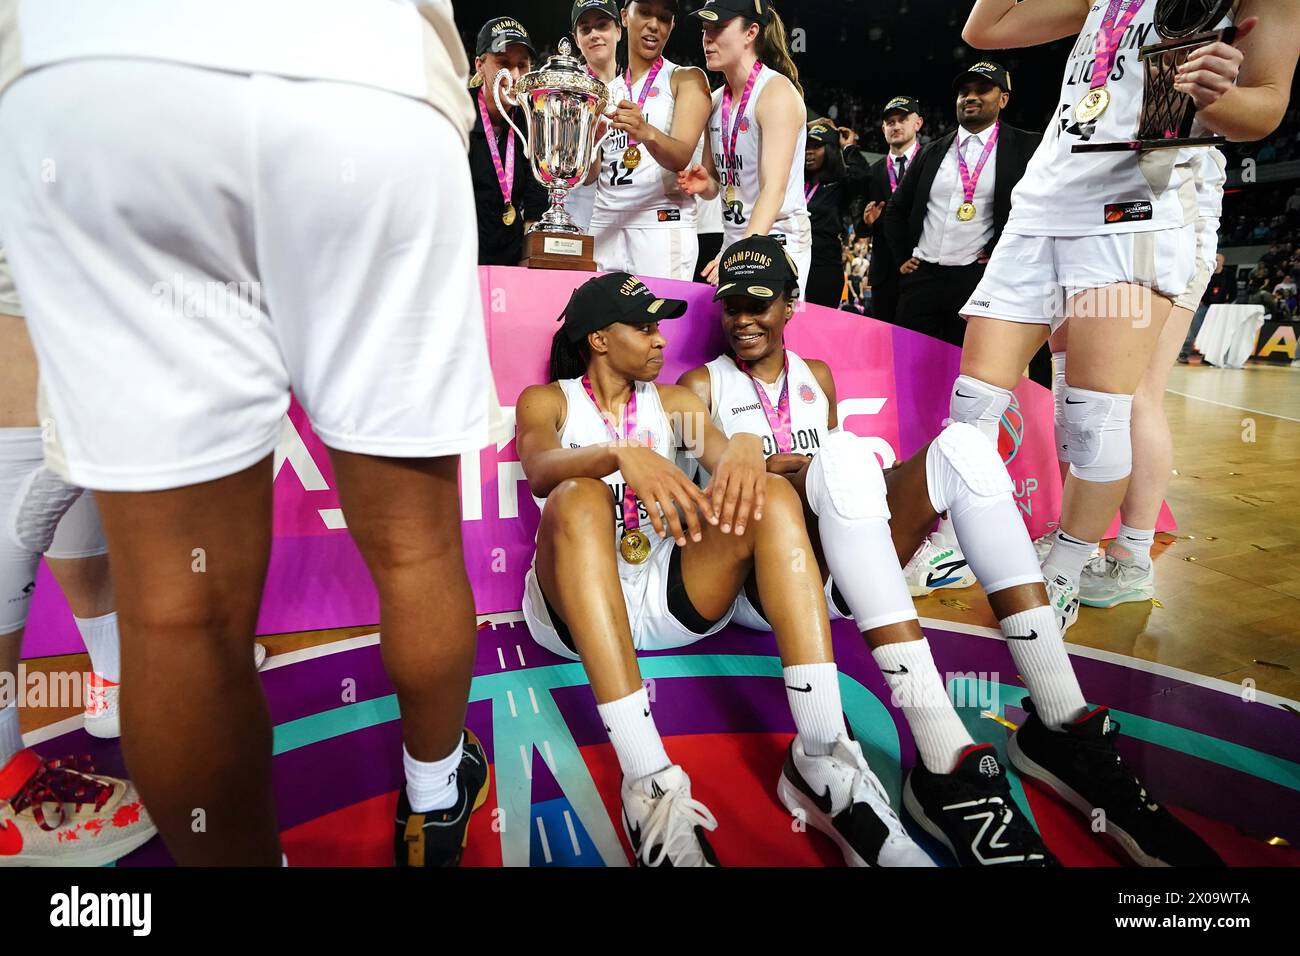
[
  {"xmin": 714, "ymin": 236, "xmax": 800, "ymax": 301},
  {"xmin": 559, "ymin": 273, "xmax": 689, "ymax": 343},
  {"xmin": 691, "ymin": 0, "xmax": 773, "ymax": 27},
  {"xmin": 571, "ymin": 0, "xmax": 620, "ymax": 30},
  {"xmin": 806, "ymin": 120, "xmax": 838, "ymax": 147},
  {"xmin": 953, "ymin": 60, "xmax": 1011, "ymax": 93},
  {"xmin": 475, "ymin": 16, "xmax": 538, "ymax": 58},
  {"xmin": 881, "ymin": 95, "xmax": 921, "ymax": 120}
]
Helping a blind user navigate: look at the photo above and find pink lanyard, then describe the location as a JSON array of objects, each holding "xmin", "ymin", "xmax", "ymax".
[
  {"xmin": 804, "ymin": 181, "xmax": 820, "ymax": 204},
  {"xmin": 625, "ymin": 57, "xmax": 664, "ymax": 151},
  {"xmin": 721, "ymin": 60, "xmax": 763, "ymax": 181},
  {"xmin": 581, "ymin": 376, "xmax": 641, "ymax": 530},
  {"xmin": 887, "ymin": 143, "xmax": 918, "ymax": 193},
  {"xmin": 476, "ymin": 88, "xmax": 515, "ymax": 210},
  {"xmin": 1092, "ymin": 0, "xmax": 1147, "ymax": 93},
  {"xmin": 957, "ymin": 122, "xmax": 999, "ymax": 207},
  {"xmin": 734, "ymin": 354, "xmax": 792, "ymax": 454}
]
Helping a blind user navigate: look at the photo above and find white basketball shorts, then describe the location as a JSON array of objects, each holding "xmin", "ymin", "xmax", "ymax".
[
  {"xmin": 961, "ymin": 224, "xmax": 1199, "ymax": 332},
  {"xmin": 593, "ymin": 224, "xmax": 700, "ymax": 283},
  {"xmin": 1173, "ymin": 218, "xmax": 1221, "ymax": 312},
  {"xmin": 0, "ymin": 60, "xmax": 501, "ymax": 491}
]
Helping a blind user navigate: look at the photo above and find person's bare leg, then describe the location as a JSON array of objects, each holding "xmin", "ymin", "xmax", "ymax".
[
  {"xmin": 959, "ymin": 317, "xmax": 1051, "ymax": 393},
  {"xmin": 1056, "ymin": 285, "xmax": 1173, "ymax": 543},
  {"xmin": 534, "ymin": 478, "xmax": 645, "ymax": 704},
  {"xmin": 95, "ymin": 458, "xmax": 279, "ymax": 866},
  {"xmin": 328, "ymin": 451, "xmax": 476, "ymax": 761},
  {"xmin": 45, "ymin": 554, "xmax": 113, "ymax": 618}
]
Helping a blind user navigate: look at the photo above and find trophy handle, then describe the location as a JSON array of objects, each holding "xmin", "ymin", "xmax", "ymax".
[{"xmin": 493, "ymin": 69, "xmax": 531, "ymax": 159}]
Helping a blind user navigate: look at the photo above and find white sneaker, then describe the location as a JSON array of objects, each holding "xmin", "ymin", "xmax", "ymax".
[
  {"xmin": 1079, "ymin": 555, "xmax": 1155, "ymax": 608},
  {"xmin": 1045, "ymin": 573, "xmax": 1081, "ymax": 633},
  {"xmin": 778, "ymin": 734, "xmax": 934, "ymax": 867},
  {"xmin": 621, "ymin": 765, "xmax": 719, "ymax": 867},
  {"xmin": 254, "ymin": 642, "xmax": 268, "ymax": 670},
  {"xmin": 902, "ymin": 536, "xmax": 977, "ymax": 597},
  {"xmin": 83, "ymin": 672, "xmax": 120, "ymax": 740}
]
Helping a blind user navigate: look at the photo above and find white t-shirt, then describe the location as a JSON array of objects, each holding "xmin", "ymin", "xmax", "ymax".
[
  {"xmin": 915, "ymin": 126, "xmax": 999, "ymax": 265},
  {"xmin": 1006, "ymin": 0, "xmax": 1233, "ymax": 237},
  {"xmin": 707, "ymin": 64, "xmax": 810, "ymax": 249},
  {"xmin": 0, "ymin": 0, "xmax": 476, "ymax": 146},
  {"xmin": 591, "ymin": 58, "xmax": 703, "ymax": 230}
]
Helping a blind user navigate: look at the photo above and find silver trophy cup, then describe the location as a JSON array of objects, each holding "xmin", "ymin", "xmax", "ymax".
[{"xmin": 494, "ymin": 38, "xmax": 613, "ymax": 235}]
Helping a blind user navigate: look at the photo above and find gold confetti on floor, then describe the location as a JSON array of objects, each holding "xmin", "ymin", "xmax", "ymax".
[
  {"xmin": 980, "ymin": 711, "xmax": 1019, "ymax": 731},
  {"xmin": 1151, "ymin": 598, "xmax": 1164, "ymax": 609},
  {"xmin": 939, "ymin": 598, "xmax": 971, "ymax": 611},
  {"xmin": 1253, "ymin": 659, "xmax": 1290, "ymax": 670}
]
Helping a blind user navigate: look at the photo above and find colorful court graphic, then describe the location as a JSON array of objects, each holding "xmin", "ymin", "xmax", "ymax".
[{"xmin": 30, "ymin": 615, "xmax": 1300, "ymax": 868}]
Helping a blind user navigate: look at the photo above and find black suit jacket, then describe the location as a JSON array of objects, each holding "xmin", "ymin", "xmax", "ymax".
[
  {"xmin": 883, "ymin": 122, "xmax": 1041, "ymax": 272},
  {"xmin": 866, "ymin": 155, "xmax": 902, "ymax": 289}
]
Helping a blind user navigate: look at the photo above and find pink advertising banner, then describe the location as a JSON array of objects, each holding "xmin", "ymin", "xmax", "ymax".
[{"xmin": 22, "ymin": 267, "xmax": 1169, "ymax": 658}]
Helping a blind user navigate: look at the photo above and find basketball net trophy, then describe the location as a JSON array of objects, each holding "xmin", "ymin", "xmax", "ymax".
[
  {"xmin": 1072, "ymin": 0, "xmax": 1236, "ymax": 152},
  {"xmin": 495, "ymin": 39, "xmax": 613, "ymax": 271}
]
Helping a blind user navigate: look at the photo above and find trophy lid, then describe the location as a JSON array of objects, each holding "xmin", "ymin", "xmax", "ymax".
[
  {"xmin": 513, "ymin": 36, "xmax": 609, "ymax": 108},
  {"xmin": 545, "ymin": 38, "xmax": 584, "ymax": 73}
]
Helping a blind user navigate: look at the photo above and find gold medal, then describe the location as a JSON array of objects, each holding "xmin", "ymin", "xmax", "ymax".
[
  {"xmin": 619, "ymin": 530, "xmax": 651, "ymax": 565},
  {"xmin": 502, "ymin": 203, "xmax": 517, "ymax": 226},
  {"xmin": 623, "ymin": 145, "xmax": 642, "ymax": 170},
  {"xmin": 725, "ymin": 183, "xmax": 737, "ymax": 204},
  {"xmin": 957, "ymin": 201, "xmax": 977, "ymax": 222},
  {"xmin": 1074, "ymin": 87, "xmax": 1110, "ymax": 124}
]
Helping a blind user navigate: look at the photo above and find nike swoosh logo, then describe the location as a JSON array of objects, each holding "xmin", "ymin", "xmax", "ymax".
[
  {"xmin": 955, "ymin": 390, "xmax": 975, "ymax": 399},
  {"xmin": 785, "ymin": 683, "xmax": 813, "ymax": 694},
  {"xmin": 1064, "ymin": 398, "xmax": 1085, "ymax": 405},
  {"xmin": 926, "ymin": 558, "xmax": 968, "ymax": 587},
  {"xmin": 1004, "ymin": 630, "xmax": 1038, "ymax": 641},
  {"xmin": 1058, "ymin": 533, "xmax": 1089, "ymax": 547},
  {"xmin": 880, "ymin": 665, "xmax": 909, "ymax": 675},
  {"xmin": 643, "ymin": 709, "xmax": 651, "ymax": 718}
]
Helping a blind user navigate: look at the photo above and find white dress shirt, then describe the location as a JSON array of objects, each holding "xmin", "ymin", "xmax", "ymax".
[{"xmin": 914, "ymin": 125, "xmax": 998, "ymax": 267}]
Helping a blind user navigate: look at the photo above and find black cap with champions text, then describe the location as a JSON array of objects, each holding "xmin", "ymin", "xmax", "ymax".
[
  {"xmin": 713, "ymin": 235, "xmax": 801, "ymax": 301},
  {"xmin": 690, "ymin": 0, "xmax": 772, "ymax": 27},
  {"xmin": 881, "ymin": 95, "xmax": 921, "ymax": 120},
  {"xmin": 952, "ymin": 60, "xmax": 1011, "ymax": 93},
  {"xmin": 571, "ymin": 0, "xmax": 620, "ymax": 29},
  {"xmin": 559, "ymin": 272, "xmax": 689, "ymax": 343},
  {"xmin": 806, "ymin": 120, "xmax": 839, "ymax": 147},
  {"xmin": 475, "ymin": 16, "xmax": 538, "ymax": 58}
]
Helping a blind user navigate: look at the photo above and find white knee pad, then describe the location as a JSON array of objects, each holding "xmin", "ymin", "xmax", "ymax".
[
  {"xmin": 45, "ymin": 490, "xmax": 108, "ymax": 560},
  {"xmin": 925, "ymin": 422, "xmax": 1014, "ymax": 514},
  {"xmin": 1062, "ymin": 386, "xmax": 1134, "ymax": 483},
  {"xmin": 1051, "ymin": 352, "xmax": 1068, "ymax": 463},
  {"xmin": 6, "ymin": 462, "xmax": 85, "ymax": 556},
  {"xmin": 949, "ymin": 375, "xmax": 1012, "ymax": 447},
  {"xmin": 804, "ymin": 432, "xmax": 890, "ymax": 523}
]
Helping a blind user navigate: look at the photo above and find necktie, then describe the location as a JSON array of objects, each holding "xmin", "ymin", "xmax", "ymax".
[{"xmin": 895, "ymin": 155, "xmax": 907, "ymax": 180}]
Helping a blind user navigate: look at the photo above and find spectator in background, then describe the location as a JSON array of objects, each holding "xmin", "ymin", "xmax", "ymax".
[
  {"xmin": 468, "ymin": 17, "xmax": 550, "ymax": 266},
  {"xmin": 803, "ymin": 120, "xmax": 870, "ymax": 307},
  {"xmin": 882, "ymin": 62, "xmax": 1039, "ymax": 348},
  {"xmin": 863, "ymin": 96, "xmax": 924, "ymax": 325},
  {"xmin": 1288, "ymin": 188, "xmax": 1300, "ymax": 229},
  {"xmin": 1178, "ymin": 253, "xmax": 1238, "ymax": 363}
]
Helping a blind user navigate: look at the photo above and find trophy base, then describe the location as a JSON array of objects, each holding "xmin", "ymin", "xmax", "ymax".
[
  {"xmin": 521, "ymin": 230, "xmax": 597, "ymax": 272},
  {"xmin": 1072, "ymin": 134, "xmax": 1227, "ymax": 153}
]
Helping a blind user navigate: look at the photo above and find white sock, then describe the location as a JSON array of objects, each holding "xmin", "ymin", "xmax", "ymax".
[
  {"xmin": 932, "ymin": 514, "xmax": 957, "ymax": 548},
  {"xmin": 1110, "ymin": 524, "xmax": 1154, "ymax": 568},
  {"xmin": 0, "ymin": 703, "xmax": 22, "ymax": 767},
  {"xmin": 598, "ymin": 687, "xmax": 671, "ymax": 783},
  {"xmin": 75, "ymin": 612, "xmax": 120, "ymax": 683},
  {"xmin": 999, "ymin": 606, "xmax": 1088, "ymax": 730},
  {"xmin": 872, "ymin": 641, "xmax": 974, "ymax": 774},
  {"xmin": 1042, "ymin": 528, "xmax": 1097, "ymax": 586},
  {"xmin": 403, "ymin": 738, "xmax": 463, "ymax": 813},
  {"xmin": 783, "ymin": 663, "xmax": 848, "ymax": 757}
]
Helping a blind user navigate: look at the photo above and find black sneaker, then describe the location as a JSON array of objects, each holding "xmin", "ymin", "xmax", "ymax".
[
  {"xmin": 394, "ymin": 729, "xmax": 491, "ymax": 867},
  {"xmin": 903, "ymin": 743, "xmax": 1056, "ymax": 866},
  {"xmin": 1008, "ymin": 699, "xmax": 1223, "ymax": 867}
]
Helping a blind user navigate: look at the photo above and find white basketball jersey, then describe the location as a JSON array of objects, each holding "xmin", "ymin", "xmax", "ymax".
[
  {"xmin": 699, "ymin": 352, "xmax": 830, "ymax": 486},
  {"xmin": 534, "ymin": 379, "xmax": 677, "ymax": 552},
  {"xmin": 1192, "ymin": 147, "xmax": 1227, "ymax": 219},
  {"xmin": 707, "ymin": 64, "xmax": 810, "ymax": 249},
  {"xmin": 1006, "ymin": 1, "xmax": 1233, "ymax": 237},
  {"xmin": 591, "ymin": 59, "xmax": 702, "ymax": 230}
]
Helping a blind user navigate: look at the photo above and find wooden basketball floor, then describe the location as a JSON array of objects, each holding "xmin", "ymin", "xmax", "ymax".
[{"xmin": 15, "ymin": 360, "xmax": 1300, "ymax": 865}]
